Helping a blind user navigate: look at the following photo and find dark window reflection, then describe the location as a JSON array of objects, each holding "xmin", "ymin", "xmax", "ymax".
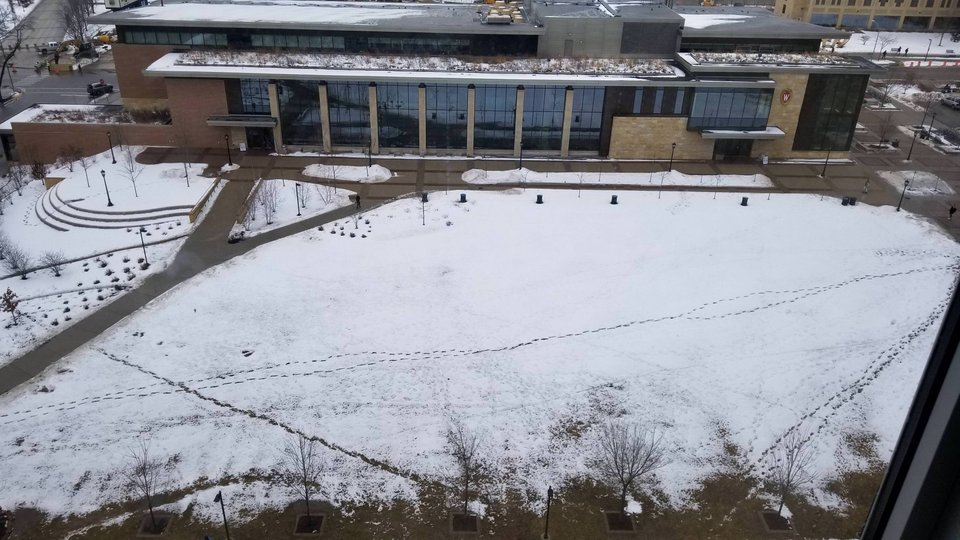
[
  {"xmin": 570, "ymin": 87, "xmax": 604, "ymax": 151},
  {"xmin": 474, "ymin": 85, "xmax": 516, "ymax": 150},
  {"xmin": 426, "ymin": 85, "xmax": 468, "ymax": 149},
  {"xmin": 327, "ymin": 82, "xmax": 370, "ymax": 146},
  {"xmin": 793, "ymin": 74, "xmax": 869, "ymax": 151},
  {"xmin": 522, "ymin": 86, "xmax": 565, "ymax": 151},
  {"xmin": 688, "ymin": 88, "xmax": 772, "ymax": 130},
  {"xmin": 279, "ymin": 80, "xmax": 322, "ymax": 147},
  {"xmin": 377, "ymin": 83, "xmax": 420, "ymax": 148}
]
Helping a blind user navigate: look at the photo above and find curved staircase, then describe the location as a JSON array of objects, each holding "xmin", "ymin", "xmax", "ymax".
[{"xmin": 36, "ymin": 183, "xmax": 192, "ymax": 231}]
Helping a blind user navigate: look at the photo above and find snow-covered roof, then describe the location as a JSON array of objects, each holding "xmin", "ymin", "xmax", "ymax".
[
  {"xmin": 92, "ymin": 0, "xmax": 541, "ymax": 35},
  {"xmin": 676, "ymin": 52, "xmax": 882, "ymax": 74},
  {"xmin": 675, "ymin": 6, "xmax": 850, "ymax": 40},
  {"xmin": 145, "ymin": 51, "xmax": 689, "ymax": 85},
  {"xmin": 0, "ymin": 104, "xmax": 130, "ymax": 132}
]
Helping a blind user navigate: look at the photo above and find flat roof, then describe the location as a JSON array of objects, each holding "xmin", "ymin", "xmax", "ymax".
[
  {"xmin": 676, "ymin": 51, "xmax": 883, "ymax": 74},
  {"xmin": 92, "ymin": 0, "xmax": 543, "ymax": 35},
  {"xmin": 675, "ymin": 6, "xmax": 850, "ymax": 40}
]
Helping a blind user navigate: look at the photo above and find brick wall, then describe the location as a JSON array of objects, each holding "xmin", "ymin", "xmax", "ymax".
[
  {"xmin": 112, "ymin": 43, "xmax": 173, "ymax": 109},
  {"xmin": 608, "ymin": 117, "xmax": 714, "ymax": 160},
  {"xmin": 166, "ymin": 78, "xmax": 231, "ymax": 148},
  {"xmin": 12, "ymin": 122, "xmax": 172, "ymax": 163}
]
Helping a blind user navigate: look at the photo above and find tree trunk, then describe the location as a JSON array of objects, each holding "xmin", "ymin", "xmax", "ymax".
[
  {"xmin": 146, "ymin": 492, "xmax": 157, "ymax": 532},
  {"xmin": 620, "ymin": 484, "xmax": 628, "ymax": 518},
  {"xmin": 463, "ymin": 471, "xmax": 469, "ymax": 515},
  {"xmin": 304, "ymin": 485, "xmax": 311, "ymax": 519},
  {"xmin": 778, "ymin": 494, "xmax": 785, "ymax": 516}
]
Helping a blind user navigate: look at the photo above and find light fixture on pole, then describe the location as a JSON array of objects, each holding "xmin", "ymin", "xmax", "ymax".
[
  {"xmin": 870, "ymin": 20, "xmax": 881, "ymax": 58},
  {"xmin": 138, "ymin": 227, "xmax": 149, "ymax": 267},
  {"xmin": 100, "ymin": 169, "xmax": 113, "ymax": 207},
  {"xmin": 214, "ymin": 491, "xmax": 231, "ymax": 540},
  {"xmin": 907, "ymin": 99, "xmax": 934, "ymax": 161},
  {"xmin": 542, "ymin": 486, "xmax": 553, "ymax": 539},
  {"xmin": 897, "ymin": 178, "xmax": 910, "ymax": 212},
  {"xmin": 224, "ymin": 133, "xmax": 233, "ymax": 166},
  {"xmin": 924, "ymin": 38, "xmax": 933, "ymax": 62},
  {"xmin": 106, "ymin": 131, "xmax": 116, "ymax": 164},
  {"xmin": 295, "ymin": 183, "xmax": 301, "ymax": 216},
  {"xmin": 668, "ymin": 141, "xmax": 677, "ymax": 172}
]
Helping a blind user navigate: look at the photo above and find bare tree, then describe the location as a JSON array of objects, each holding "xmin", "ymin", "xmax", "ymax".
[
  {"xmin": 62, "ymin": 0, "xmax": 91, "ymax": 43},
  {"xmin": 766, "ymin": 430, "xmax": 817, "ymax": 516},
  {"xmin": 877, "ymin": 33, "xmax": 898, "ymax": 54},
  {"xmin": 446, "ymin": 418, "xmax": 483, "ymax": 516},
  {"xmin": 596, "ymin": 421, "xmax": 667, "ymax": 518},
  {"xmin": 257, "ymin": 180, "xmax": 279, "ymax": 224},
  {"xmin": 6, "ymin": 163, "xmax": 26, "ymax": 196},
  {"xmin": 1, "ymin": 287, "xmax": 18, "ymax": 325},
  {"xmin": 0, "ymin": 7, "xmax": 29, "ymax": 98},
  {"xmin": 120, "ymin": 146, "xmax": 143, "ymax": 197},
  {"xmin": 125, "ymin": 439, "xmax": 169, "ymax": 534},
  {"xmin": 4, "ymin": 243, "xmax": 30, "ymax": 278},
  {"xmin": 59, "ymin": 145, "xmax": 83, "ymax": 173},
  {"xmin": 77, "ymin": 153, "xmax": 92, "ymax": 188},
  {"xmin": 278, "ymin": 434, "xmax": 325, "ymax": 524},
  {"xmin": 576, "ymin": 170, "xmax": 589, "ymax": 198},
  {"xmin": 41, "ymin": 251, "xmax": 66, "ymax": 277},
  {"xmin": 313, "ymin": 183, "xmax": 336, "ymax": 206},
  {"xmin": 29, "ymin": 159, "xmax": 47, "ymax": 181}
]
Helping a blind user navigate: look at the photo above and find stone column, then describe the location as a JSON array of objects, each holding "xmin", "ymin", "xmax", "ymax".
[
  {"xmin": 418, "ymin": 82, "xmax": 427, "ymax": 156},
  {"xmin": 318, "ymin": 82, "xmax": 332, "ymax": 153},
  {"xmin": 560, "ymin": 85, "xmax": 575, "ymax": 157},
  {"xmin": 466, "ymin": 84, "xmax": 476, "ymax": 157},
  {"xmin": 368, "ymin": 82, "xmax": 379, "ymax": 154},
  {"xmin": 513, "ymin": 85, "xmax": 525, "ymax": 157},
  {"xmin": 268, "ymin": 81, "xmax": 284, "ymax": 153}
]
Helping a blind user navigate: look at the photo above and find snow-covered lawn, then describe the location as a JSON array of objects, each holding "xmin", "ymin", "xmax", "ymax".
[
  {"xmin": 235, "ymin": 179, "xmax": 355, "ymax": 238},
  {"xmin": 462, "ymin": 167, "xmax": 774, "ymax": 188},
  {"xmin": 877, "ymin": 170, "xmax": 954, "ymax": 196},
  {"xmin": 837, "ymin": 31, "xmax": 960, "ymax": 57},
  {"xmin": 0, "ymin": 148, "xmax": 219, "ymax": 366},
  {"xmin": 1, "ymin": 190, "xmax": 957, "ymax": 524},
  {"xmin": 303, "ymin": 163, "xmax": 392, "ymax": 182}
]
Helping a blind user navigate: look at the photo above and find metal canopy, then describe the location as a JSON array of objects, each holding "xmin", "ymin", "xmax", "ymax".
[{"xmin": 206, "ymin": 115, "xmax": 277, "ymax": 128}]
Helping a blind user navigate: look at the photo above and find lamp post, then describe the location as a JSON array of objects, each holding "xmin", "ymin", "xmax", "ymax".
[
  {"xmin": 821, "ymin": 146, "xmax": 831, "ymax": 178},
  {"xmin": 870, "ymin": 20, "xmax": 880, "ymax": 58},
  {"xmin": 106, "ymin": 131, "xmax": 116, "ymax": 164},
  {"xmin": 295, "ymin": 183, "xmax": 302, "ymax": 216},
  {"xmin": 214, "ymin": 491, "xmax": 231, "ymax": 540},
  {"xmin": 542, "ymin": 486, "xmax": 553, "ymax": 540},
  {"xmin": 138, "ymin": 227, "xmax": 149, "ymax": 267},
  {"xmin": 907, "ymin": 99, "xmax": 933, "ymax": 161},
  {"xmin": 519, "ymin": 139, "xmax": 524, "ymax": 170},
  {"xmin": 940, "ymin": 31, "xmax": 946, "ymax": 46},
  {"xmin": 924, "ymin": 38, "xmax": 933, "ymax": 62},
  {"xmin": 183, "ymin": 161, "xmax": 190, "ymax": 187},
  {"xmin": 224, "ymin": 133, "xmax": 233, "ymax": 166},
  {"xmin": 100, "ymin": 169, "xmax": 113, "ymax": 207},
  {"xmin": 668, "ymin": 141, "xmax": 676, "ymax": 172},
  {"xmin": 897, "ymin": 178, "xmax": 910, "ymax": 211},
  {"xmin": 367, "ymin": 141, "xmax": 372, "ymax": 168}
]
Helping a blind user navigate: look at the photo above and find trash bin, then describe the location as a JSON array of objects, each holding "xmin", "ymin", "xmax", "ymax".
[
  {"xmin": 610, "ymin": 195, "xmax": 618, "ymax": 205},
  {"xmin": 740, "ymin": 196, "xmax": 749, "ymax": 206},
  {"xmin": 842, "ymin": 196, "xmax": 850, "ymax": 206},
  {"xmin": 848, "ymin": 197, "xmax": 857, "ymax": 206},
  {"xmin": 536, "ymin": 194, "xmax": 544, "ymax": 204},
  {"xmin": 459, "ymin": 193, "xmax": 467, "ymax": 203}
]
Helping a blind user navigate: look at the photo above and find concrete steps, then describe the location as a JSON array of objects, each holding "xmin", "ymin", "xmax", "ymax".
[{"xmin": 37, "ymin": 184, "xmax": 189, "ymax": 231}]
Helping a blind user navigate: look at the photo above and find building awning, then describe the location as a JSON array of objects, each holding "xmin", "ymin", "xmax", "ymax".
[
  {"xmin": 700, "ymin": 126, "xmax": 785, "ymax": 140},
  {"xmin": 206, "ymin": 115, "xmax": 277, "ymax": 128}
]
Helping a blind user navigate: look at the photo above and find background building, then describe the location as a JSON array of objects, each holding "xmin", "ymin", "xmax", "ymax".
[
  {"xmin": 776, "ymin": 0, "xmax": 960, "ymax": 31},
  {"xmin": 5, "ymin": 0, "xmax": 880, "ymax": 163}
]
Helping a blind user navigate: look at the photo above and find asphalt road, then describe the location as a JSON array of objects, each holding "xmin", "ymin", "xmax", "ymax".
[{"xmin": 0, "ymin": 0, "xmax": 119, "ymax": 126}]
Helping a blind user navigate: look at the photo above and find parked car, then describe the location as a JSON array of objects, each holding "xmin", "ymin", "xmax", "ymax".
[{"xmin": 87, "ymin": 81, "xmax": 114, "ymax": 97}]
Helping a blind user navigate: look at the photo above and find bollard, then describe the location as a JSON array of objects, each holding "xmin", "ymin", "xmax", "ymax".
[
  {"xmin": 459, "ymin": 193, "xmax": 467, "ymax": 203},
  {"xmin": 611, "ymin": 195, "xmax": 618, "ymax": 205},
  {"xmin": 421, "ymin": 192, "xmax": 428, "ymax": 203},
  {"xmin": 536, "ymin": 194, "xmax": 544, "ymax": 204},
  {"xmin": 842, "ymin": 197, "xmax": 849, "ymax": 206},
  {"xmin": 849, "ymin": 196, "xmax": 857, "ymax": 206},
  {"xmin": 740, "ymin": 196, "xmax": 748, "ymax": 206}
]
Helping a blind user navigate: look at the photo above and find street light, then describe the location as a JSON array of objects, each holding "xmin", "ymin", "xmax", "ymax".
[
  {"xmin": 367, "ymin": 140, "xmax": 372, "ymax": 168},
  {"xmin": 214, "ymin": 491, "xmax": 231, "ymax": 540},
  {"xmin": 542, "ymin": 486, "xmax": 553, "ymax": 539},
  {"xmin": 138, "ymin": 227, "xmax": 149, "ymax": 267},
  {"xmin": 906, "ymin": 99, "xmax": 933, "ymax": 161},
  {"xmin": 106, "ymin": 131, "xmax": 116, "ymax": 164},
  {"xmin": 924, "ymin": 38, "xmax": 933, "ymax": 62},
  {"xmin": 870, "ymin": 20, "xmax": 881, "ymax": 58},
  {"xmin": 940, "ymin": 31, "xmax": 946, "ymax": 46},
  {"xmin": 519, "ymin": 139, "xmax": 524, "ymax": 170},
  {"xmin": 224, "ymin": 133, "xmax": 233, "ymax": 166},
  {"xmin": 668, "ymin": 142, "xmax": 677, "ymax": 172},
  {"xmin": 897, "ymin": 178, "xmax": 910, "ymax": 211},
  {"xmin": 100, "ymin": 169, "xmax": 113, "ymax": 207},
  {"xmin": 295, "ymin": 183, "xmax": 302, "ymax": 216},
  {"xmin": 821, "ymin": 145, "xmax": 831, "ymax": 178}
]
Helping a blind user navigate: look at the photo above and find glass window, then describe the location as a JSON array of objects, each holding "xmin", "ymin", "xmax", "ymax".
[
  {"xmin": 426, "ymin": 85, "xmax": 469, "ymax": 149},
  {"xmin": 377, "ymin": 83, "xmax": 420, "ymax": 148},
  {"xmin": 674, "ymin": 89, "xmax": 686, "ymax": 115},
  {"xmin": 278, "ymin": 80, "xmax": 322, "ymax": 147},
  {"xmin": 129, "ymin": 31, "xmax": 144, "ymax": 44},
  {"xmin": 474, "ymin": 85, "xmax": 517, "ymax": 150},
  {"xmin": 522, "ymin": 86, "xmax": 565, "ymax": 151},
  {"xmin": 688, "ymin": 88, "xmax": 773, "ymax": 130},
  {"xmin": 570, "ymin": 87, "xmax": 604, "ymax": 152},
  {"xmin": 327, "ymin": 82, "xmax": 371, "ymax": 146},
  {"xmin": 237, "ymin": 79, "xmax": 271, "ymax": 115},
  {"xmin": 793, "ymin": 74, "xmax": 869, "ymax": 151}
]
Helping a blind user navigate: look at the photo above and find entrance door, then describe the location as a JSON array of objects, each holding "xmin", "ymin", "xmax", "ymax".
[
  {"xmin": 245, "ymin": 127, "xmax": 275, "ymax": 152},
  {"xmin": 712, "ymin": 139, "xmax": 753, "ymax": 161}
]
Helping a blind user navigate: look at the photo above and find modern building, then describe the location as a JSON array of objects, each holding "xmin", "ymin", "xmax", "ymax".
[
  {"xmin": 776, "ymin": 0, "xmax": 960, "ymax": 31},
  {"xmin": 4, "ymin": 0, "xmax": 881, "ymax": 163}
]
